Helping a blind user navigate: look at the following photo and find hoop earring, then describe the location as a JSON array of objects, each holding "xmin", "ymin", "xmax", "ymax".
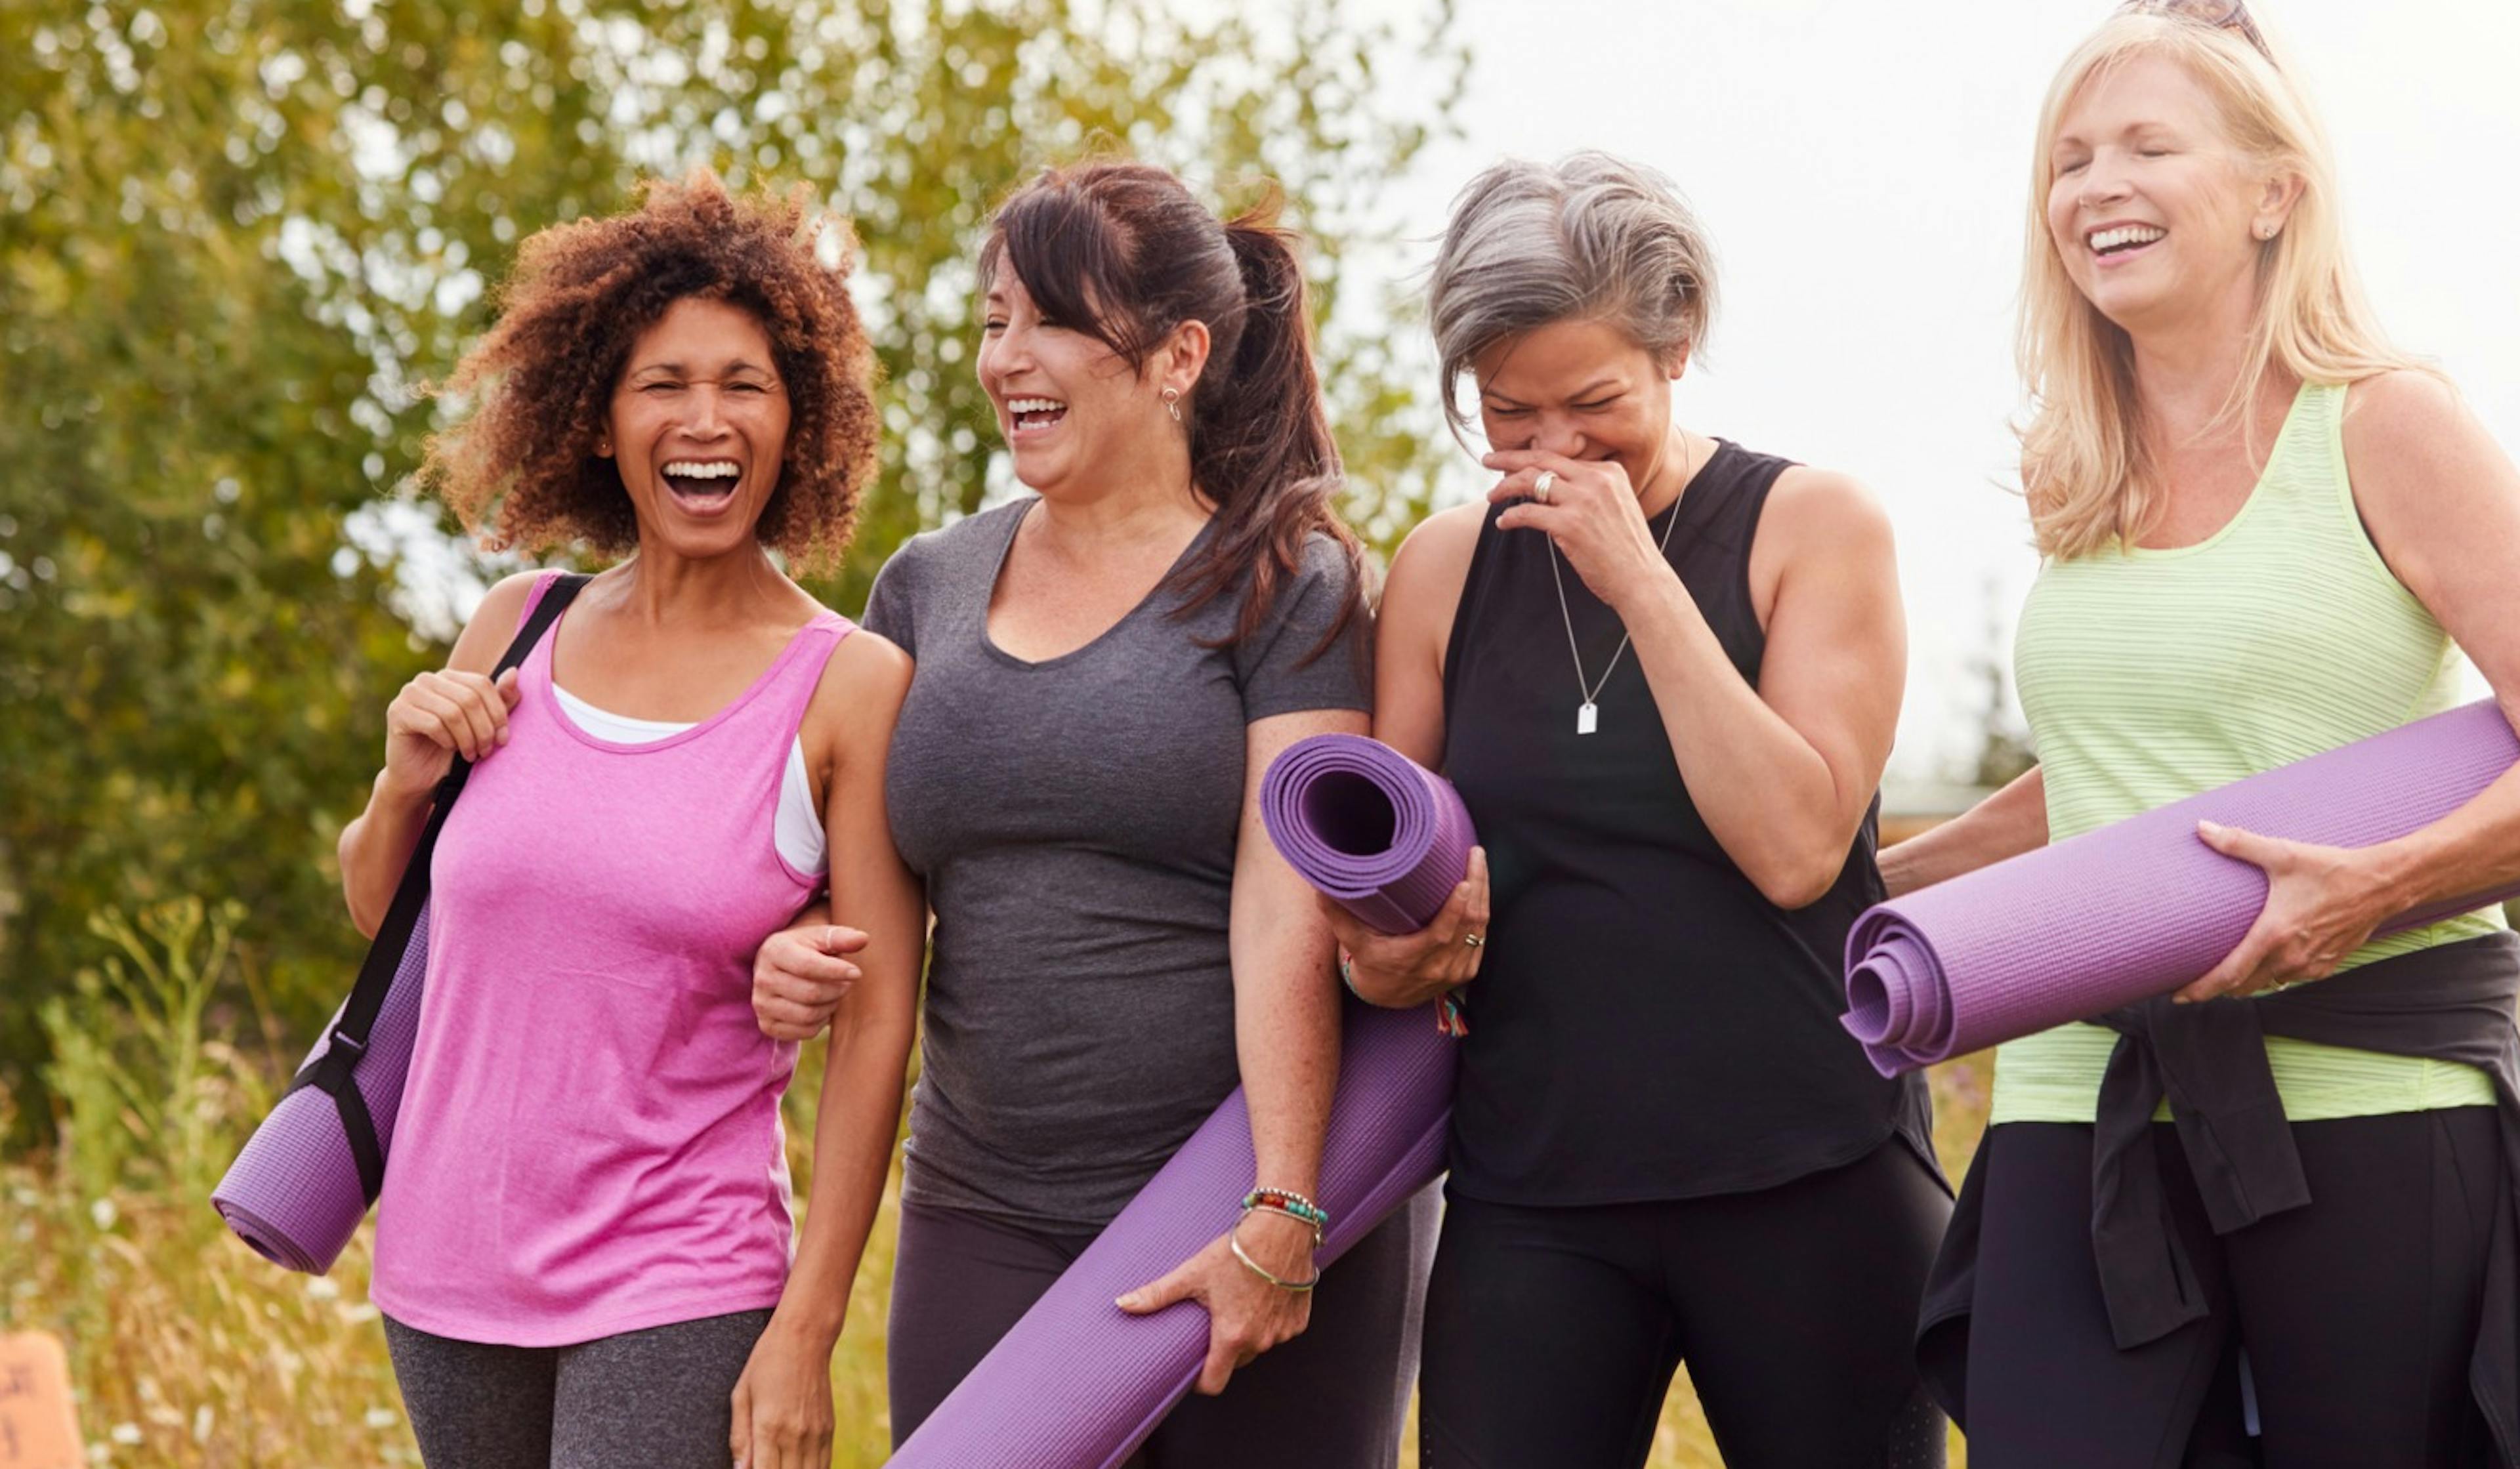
[{"xmin": 1162, "ymin": 387, "xmax": 1183, "ymax": 426}]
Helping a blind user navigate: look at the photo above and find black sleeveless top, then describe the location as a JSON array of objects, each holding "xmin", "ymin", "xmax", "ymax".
[{"xmin": 1439, "ymin": 440, "xmax": 1935, "ymax": 1206}]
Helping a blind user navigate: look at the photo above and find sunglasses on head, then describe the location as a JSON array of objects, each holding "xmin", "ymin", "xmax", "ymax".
[{"xmin": 2117, "ymin": 0, "xmax": 2271, "ymax": 60}]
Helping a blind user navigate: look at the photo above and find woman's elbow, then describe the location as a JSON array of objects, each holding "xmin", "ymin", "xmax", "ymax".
[
  {"xmin": 1741, "ymin": 840, "xmax": 1851, "ymax": 912},
  {"xmin": 337, "ymin": 831, "xmax": 380, "ymax": 937}
]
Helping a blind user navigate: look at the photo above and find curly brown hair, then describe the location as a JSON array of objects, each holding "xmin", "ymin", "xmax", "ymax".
[{"xmin": 423, "ymin": 171, "xmax": 879, "ymax": 573}]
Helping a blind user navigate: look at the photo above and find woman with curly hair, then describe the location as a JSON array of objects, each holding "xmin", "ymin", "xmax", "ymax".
[{"xmin": 333, "ymin": 172, "xmax": 921, "ymax": 1469}]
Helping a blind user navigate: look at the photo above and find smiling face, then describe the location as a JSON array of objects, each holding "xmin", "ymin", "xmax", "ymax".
[
  {"xmin": 1472, "ymin": 317, "xmax": 1681, "ymax": 497},
  {"xmin": 2046, "ymin": 52, "xmax": 2290, "ymax": 336},
  {"xmin": 602, "ymin": 296, "xmax": 791, "ymax": 560},
  {"xmin": 976, "ymin": 270, "xmax": 1177, "ymax": 499}
]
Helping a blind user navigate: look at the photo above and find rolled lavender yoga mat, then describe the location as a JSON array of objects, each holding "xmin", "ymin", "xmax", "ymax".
[
  {"xmin": 1844, "ymin": 699, "xmax": 2520, "ymax": 1076},
  {"xmin": 211, "ymin": 573, "xmax": 581, "ymax": 1276},
  {"xmin": 888, "ymin": 995, "xmax": 1458, "ymax": 1469},
  {"xmin": 212, "ymin": 907, "xmax": 430, "ymax": 1273},
  {"xmin": 1259, "ymin": 733, "xmax": 1477, "ymax": 933},
  {"xmin": 892, "ymin": 739, "xmax": 1474, "ymax": 1466}
]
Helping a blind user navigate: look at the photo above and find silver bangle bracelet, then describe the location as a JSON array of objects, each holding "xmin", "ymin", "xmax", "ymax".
[{"xmin": 1228, "ymin": 1214, "xmax": 1321, "ymax": 1293}]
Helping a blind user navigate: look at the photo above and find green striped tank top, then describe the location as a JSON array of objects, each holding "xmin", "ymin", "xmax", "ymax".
[{"xmin": 1992, "ymin": 380, "xmax": 2505, "ymax": 1126}]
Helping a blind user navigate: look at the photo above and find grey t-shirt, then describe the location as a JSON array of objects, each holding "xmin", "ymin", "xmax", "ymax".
[{"xmin": 866, "ymin": 497, "xmax": 1370, "ymax": 1228}]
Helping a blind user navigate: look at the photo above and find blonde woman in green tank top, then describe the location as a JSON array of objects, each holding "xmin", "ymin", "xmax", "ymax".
[{"xmin": 1883, "ymin": 6, "xmax": 2520, "ymax": 1464}]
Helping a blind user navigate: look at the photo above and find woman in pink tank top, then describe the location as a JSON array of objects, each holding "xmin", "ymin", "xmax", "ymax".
[{"xmin": 332, "ymin": 173, "xmax": 921, "ymax": 1469}]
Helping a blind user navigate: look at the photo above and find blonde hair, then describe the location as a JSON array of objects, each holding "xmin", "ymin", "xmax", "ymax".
[{"xmin": 2017, "ymin": 12, "xmax": 2420, "ymax": 559}]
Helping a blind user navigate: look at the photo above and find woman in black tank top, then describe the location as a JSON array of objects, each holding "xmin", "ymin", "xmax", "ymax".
[{"xmin": 1325, "ymin": 153, "xmax": 1951, "ymax": 1466}]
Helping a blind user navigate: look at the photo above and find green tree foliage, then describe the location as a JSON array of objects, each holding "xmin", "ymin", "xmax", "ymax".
[{"xmin": 0, "ymin": 0, "xmax": 1465, "ymax": 1131}]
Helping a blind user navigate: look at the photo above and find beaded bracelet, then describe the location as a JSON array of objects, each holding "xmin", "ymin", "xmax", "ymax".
[
  {"xmin": 1242, "ymin": 1199, "xmax": 1324, "ymax": 1248},
  {"xmin": 1228, "ymin": 1213, "xmax": 1321, "ymax": 1293},
  {"xmin": 1242, "ymin": 1188, "xmax": 1330, "ymax": 1237}
]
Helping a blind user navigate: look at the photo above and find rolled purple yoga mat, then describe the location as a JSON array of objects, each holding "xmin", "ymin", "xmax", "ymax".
[
  {"xmin": 211, "ymin": 905, "xmax": 430, "ymax": 1273},
  {"xmin": 1845, "ymin": 699, "xmax": 2520, "ymax": 1075},
  {"xmin": 1259, "ymin": 733, "xmax": 1475, "ymax": 934},
  {"xmin": 888, "ymin": 996, "xmax": 1458, "ymax": 1469}
]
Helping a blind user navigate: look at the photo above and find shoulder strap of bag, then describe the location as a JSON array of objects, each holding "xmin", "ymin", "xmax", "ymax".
[{"xmin": 289, "ymin": 572, "xmax": 591, "ymax": 1204}]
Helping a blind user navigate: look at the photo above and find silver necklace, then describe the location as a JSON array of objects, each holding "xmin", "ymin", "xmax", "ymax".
[{"xmin": 1545, "ymin": 447, "xmax": 1692, "ymax": 735}]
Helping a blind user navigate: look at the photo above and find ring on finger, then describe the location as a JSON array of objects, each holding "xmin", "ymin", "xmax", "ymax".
[
  {"xmin": 1463, "ymin": 932, "xmax": 1484, "ymax": 948},
  {"xmin": 1531, "ymin": 470, "xmax": 1557, "ymax": 504}
]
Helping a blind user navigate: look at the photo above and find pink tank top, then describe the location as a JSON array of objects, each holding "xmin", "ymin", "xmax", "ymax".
[{"xmin": 371, "ymin": 571, "xmax": 850, "ymax": 1345}]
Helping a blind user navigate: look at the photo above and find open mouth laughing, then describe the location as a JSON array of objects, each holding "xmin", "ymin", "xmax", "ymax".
[
  {"xmin": 2086, "ymin": 222, "xmax": 2166, "ymax": 264},
  {"xmin": 1006, "ymin": 396, "xmax": 1068, "ymax": 436},
  {"xmin": 659, "ymin": 458, "xmax": 744, "ymax": 516}
]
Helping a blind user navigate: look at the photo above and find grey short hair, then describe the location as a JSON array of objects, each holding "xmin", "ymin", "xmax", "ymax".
[{"xmin": 1426, "ymin": 152, "xmax": 1717, "ymax": 437}]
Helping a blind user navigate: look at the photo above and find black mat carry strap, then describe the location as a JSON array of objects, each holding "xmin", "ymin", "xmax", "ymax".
[{"xmin": 287, "ymin": 573, "xmax": 589, "ymax": 1204}]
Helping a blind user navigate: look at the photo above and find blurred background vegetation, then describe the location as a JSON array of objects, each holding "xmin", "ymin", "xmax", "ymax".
[
  {"xmin": 0, "ymin": 0, "xmax": 2002, "ymax": 1463},
  {"xmin": 0, "ymin": 0, "xmax": 1464, "ymax": 1125}
]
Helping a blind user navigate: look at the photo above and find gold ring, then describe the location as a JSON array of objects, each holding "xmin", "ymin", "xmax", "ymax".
[{"xmin": 1532, "ymin": 470, "xmax": 1556, "ymax": 504}]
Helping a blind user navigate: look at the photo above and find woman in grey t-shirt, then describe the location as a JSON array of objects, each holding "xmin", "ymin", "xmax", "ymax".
[{"xmin": 755, "ymin": 161, "xmax": 1435, "ymax": 1465}]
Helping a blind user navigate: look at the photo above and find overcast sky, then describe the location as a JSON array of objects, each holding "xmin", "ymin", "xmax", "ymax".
[{"xmin": 1370, "ymin": 0, "xmax": 2520, "ymax": 789}]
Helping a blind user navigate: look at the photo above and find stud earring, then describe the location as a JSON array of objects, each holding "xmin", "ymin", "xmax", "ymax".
[{"xmin": 1161, "ymin": 387, "xmax": 1182, "ymax": 425}]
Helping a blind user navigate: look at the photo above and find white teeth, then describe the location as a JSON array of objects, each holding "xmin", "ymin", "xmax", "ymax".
[
  {"xmin": 2088, "ymin": 224, "xmax": 2166, "ymax": 253},
  {"xmin": 1006, "ymin": 398, "xmax": 1066, "ymax": 415},
  {"xmin": 661, "ymin": 460, "xmax": 740, "ymax": 479}
]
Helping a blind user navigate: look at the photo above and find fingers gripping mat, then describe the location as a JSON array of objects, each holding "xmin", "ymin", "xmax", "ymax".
[
  {"xmin": 887, "ymin": 995, "xmax": 1458, "ymax": 1468},
  {"xmin": 1843, "ymin": 700, "xmax": 2520, "ymax": 1075}
]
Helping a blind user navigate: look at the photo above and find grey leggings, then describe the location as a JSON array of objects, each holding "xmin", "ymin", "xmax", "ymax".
[
  {"xmin": 381, "ymin": 1309, "xmax": 772, "ymax": 1469},
  {"xmin": 888, "ymin": 1186, "xmax": 1440, "ymax": 1467}
]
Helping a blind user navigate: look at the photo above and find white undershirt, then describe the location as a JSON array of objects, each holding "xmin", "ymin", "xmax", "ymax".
[{"xmin": 551, "ymin": 684, "xmax": 826, "ymax": 876}]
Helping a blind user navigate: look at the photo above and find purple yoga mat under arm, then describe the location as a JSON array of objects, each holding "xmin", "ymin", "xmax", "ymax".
[
  {"xmin": 1843, "ymin": 699, "xmax": 2520, "ymax": 1075},
  {"xmin": 891, "ymin": 737, "xmax": 1476, "ymax": 1466},
  {"xmin": 213, "ymin": 905, "xmax": 432, "ymax": 1273},
  {"xmin": 1259, "ymin": 734, "xmax": 1477, "ymax": 934},
  {"xmin": 887, "ymin": 996, "xmax": 1458, "ymax": 1469}
]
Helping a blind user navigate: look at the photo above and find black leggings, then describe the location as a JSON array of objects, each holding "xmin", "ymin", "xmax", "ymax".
[
  {"xmin": 1418, "ymin": 1138, "xmax": 1952, "ymax": 1469},
  {"xmin": 887, "ymin": 1187, "xmax": 1438, "ymax": 1468},
  {"xmin": 1946, "ymin": 1111, "xmax": 2502, "ymax": 1469}
]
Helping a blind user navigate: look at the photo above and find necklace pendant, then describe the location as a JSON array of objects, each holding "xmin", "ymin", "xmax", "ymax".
[{"xmin": 1576, "ymin": 701, "xmax": 1599, "ymax": 735}]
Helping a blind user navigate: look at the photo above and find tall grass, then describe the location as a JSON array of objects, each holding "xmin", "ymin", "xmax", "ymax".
[{"xmin": 3, "ymin": 898, "xmax": 1986, "ymax": 1466}]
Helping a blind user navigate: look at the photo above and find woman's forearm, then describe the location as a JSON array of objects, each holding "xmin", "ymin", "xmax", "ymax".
[
  {"xmin": 1880, "ymin": 766, "xmax": 2048, "ymax": 897},
  {"xmin": 1620, "ymin": 572, "xmax": 1866, "ymax": 904},
  {"xmin": 1231, "ymin": 907, "xmax": 1338, "ymax": 1201},
  {"xmin": 1228, "ymin": 711, "xmax": 1366, "ymax": 1201},
  {"xmin": 2364, "ymin": 758, "xmax": 2520, "ymax": 921},
  {"xmin": 775, "ymin": 997, "xmax": 916, "ymax": 1345},
  {"xmin": 337, "ymin": 769, "xmax": 436, "ymax": 938}
]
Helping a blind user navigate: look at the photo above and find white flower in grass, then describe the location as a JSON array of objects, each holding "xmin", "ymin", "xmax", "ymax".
[
  {"xmin": 89, "ymin": 1198, "xmax": 116, "ymax": 1230},
  {"xmin": 366, "ymin": 1407, "xmax": 398, "ymax": 1430},
  {"xmin": 305, "ymin": 1276, "xmax": 340, "ymax": 1301},
  {"xmin": 109, "ymin": 1422, "xmax": 142, "ymax": 1445},
  {"xmin": 193, "ymin": 1405, "xmax": 214, "ymax": 1443}
]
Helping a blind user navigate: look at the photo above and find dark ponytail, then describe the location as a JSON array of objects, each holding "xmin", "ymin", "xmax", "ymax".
[{"xmin": 980, "ymin": 163, "xmax": 1367, "ymax": 657}]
